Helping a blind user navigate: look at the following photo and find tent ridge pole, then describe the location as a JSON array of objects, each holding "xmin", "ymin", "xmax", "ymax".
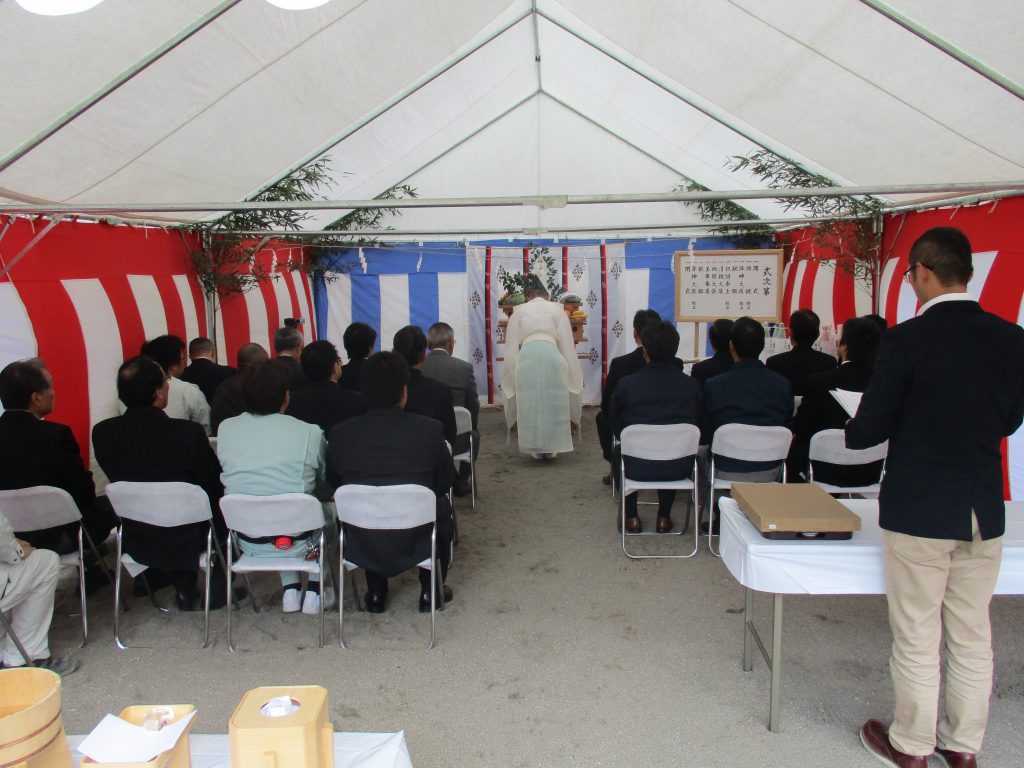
[
  {"xmin": 858, "ymin": 0, "xmax": 1024, "ymax": 101},
  {"xmin": 0, "ymin": 0, "xmax": 245, "ymax": 175}
]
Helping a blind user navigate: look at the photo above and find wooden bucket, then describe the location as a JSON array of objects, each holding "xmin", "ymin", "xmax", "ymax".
[{"xmin": 0, "ymin": 667, "xmax": 71, "ymax": 768}]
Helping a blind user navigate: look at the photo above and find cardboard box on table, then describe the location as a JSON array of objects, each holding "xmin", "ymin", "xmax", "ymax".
[
  {"xmin": 229, "ymin": 686, "xmax": 334, "ymax": 768},
  {"xmin": 79, "ymin": 705, "xmax": 195, "ymax": 768},
  {"xmin": 730, "ymin": 483, "xmax": 862, "ymax": 540}
]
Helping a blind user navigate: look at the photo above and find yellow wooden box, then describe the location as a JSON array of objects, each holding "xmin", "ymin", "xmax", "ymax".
[
  {"xmin": 79, "ymin": 705, "xmax": 194, "ymax": 768},
  {"xmin": 228, "ymin": 686, "xmax": 333, "ymax": 768}
]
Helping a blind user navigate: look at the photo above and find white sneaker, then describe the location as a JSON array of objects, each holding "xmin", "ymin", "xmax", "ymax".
[
  {"xmin": 302, "ymin": 587, "xmax": 335, "ymax": 615},
  {"xmin": 282, "ymin": 588, "xmax": 301, "ymax": 613}
]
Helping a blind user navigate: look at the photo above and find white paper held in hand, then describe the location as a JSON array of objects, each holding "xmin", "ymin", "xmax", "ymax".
[
  {"xmin": 76, "ymin": 710, "xmax": 196, "ymax": 763},
  {"xmin": 830, "ymin": 388, "xmax": 863, "ymax": 419}
]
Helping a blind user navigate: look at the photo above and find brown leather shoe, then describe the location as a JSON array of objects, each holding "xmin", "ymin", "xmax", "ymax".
[
  {"xmin": 935, "ymin": 748, "xmax": 977, "ymax": 768},
  {"xmin": 859, "ymin": 720, "xmax": 929, "ymax": 768},
  {"xmin": 656, "ymin": 516, "xmax": 673, "ymax": 533},
  {"xmin": 624, "ymin": 516, "xmax": 642, "ymax": 533}
]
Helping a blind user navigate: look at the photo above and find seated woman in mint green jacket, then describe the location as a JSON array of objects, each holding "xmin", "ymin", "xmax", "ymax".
[{"xmin": 217, "ymin": 360, "xmax": 334, "ymax": 616}]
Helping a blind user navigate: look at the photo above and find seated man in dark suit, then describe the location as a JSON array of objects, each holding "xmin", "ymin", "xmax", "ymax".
[
  {"xmin": 286, "ymin": 340, "xmax": 364, "ymax": 433},
  {"xmin": 690, "ymin": 318, "xmax": 734, "ymax": 386},
  {"xmin": 273, "ymin": 326, "xmax": 308, "ymax": 392},
  {"xmin": 422, "ymin": 322, "xmax": 479, "ymax": 493},
  {"xmin": 327, "ymin": 352, "xmax": 456, "ymax": 613},
  {"xmin": 340, "ymin": 322, "xmax": 376, "ymax": 393},
  {"xmin": 210, "ymin": 343, "xmax": 268, "ymax": 435},
  {"xmin": 392, "ymin": 325, "xmax": 457, "ymax": 448},
  {"xmin": 181, "ymin": 337, "xmax": 236, "ymax": 404},
  {"xmin": 93, "ymin": 356, "xmax": 234, "ymax": 611},
  {"xmin": 610, "ymin": 321, "xmax": 702, "ymax": 533},
  {"xmin": 789, "ymin": 317, "xmax": 882, "ymax": 485},
  {"xmin": 703, "ymin": 316, "xmax": 793, "ymax": 478},
  {"xmin": 0, "ymin": 359, "xmax": 116, "ymax": 571},
  {"xmin": 595, "ymin": 309, "xmax": 660, "ymax": 481},
  {"xmin": 766, "ymin": 308, "xmax": 837, "ymax": 395}
]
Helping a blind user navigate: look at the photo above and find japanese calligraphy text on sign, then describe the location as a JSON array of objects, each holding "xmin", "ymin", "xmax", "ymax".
[{"xmin": 674, "ymin": 249, "xmax": 783, "ymax": 323}]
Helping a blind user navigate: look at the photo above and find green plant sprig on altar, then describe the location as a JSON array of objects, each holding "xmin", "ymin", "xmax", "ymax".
[{"xmin": 496, "ymin": 245, "xmax": 565, "ymax": 316}]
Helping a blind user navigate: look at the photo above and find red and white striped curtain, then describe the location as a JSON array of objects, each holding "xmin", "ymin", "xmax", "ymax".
[{"xmin": 0, "ymin": 217, "xmax": 314, "ymax": 480}]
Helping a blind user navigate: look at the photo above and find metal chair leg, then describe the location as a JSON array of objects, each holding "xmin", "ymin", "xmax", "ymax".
[
  {"xmin": 113, "ymin": 528, "xmax": 127, "ymax": 650},
  {"xmin": 202, "ymin": 529, "xmax": 212, "ymax": 649},
  {"xmin": 338, "ymin": 531, "xmax": 347, "ymax": 649},
  {"xmin": 77, "ymin": 526, "xmax": 88, "ymax": 647},
  {"xmin": 0, "ymin": 608, "xmax": 35, "ymax": 666}
]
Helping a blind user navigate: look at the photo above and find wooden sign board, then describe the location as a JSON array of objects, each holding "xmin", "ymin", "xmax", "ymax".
[{"xmin": 674, "ymin": 249, "xmax": 783, "ymax": 323}]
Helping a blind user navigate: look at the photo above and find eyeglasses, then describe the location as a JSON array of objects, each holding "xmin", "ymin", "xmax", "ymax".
[{"xmin": 903, "ymin": 261, "xmax": 932, "ymax": 284}]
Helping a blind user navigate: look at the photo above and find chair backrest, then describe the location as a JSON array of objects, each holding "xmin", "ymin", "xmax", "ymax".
[
  {"xmin": 453, "ymin": 406, "xmax": 472, "ymax": 436},
  {"xmin": 219, "ymin": 494, "xmax": 325, "ymax": 538},
  {"xmin": 106, "ymin": 481, "xmax": 212, "ymax": 527},
  {"xmin": 711, "ymin": 424, "xmax": 792, "ymax": 462},
  {"xmin": 335, "ymin": 484, "xmax": 436, "ymax": 530},
  {"xmin": 809, "ymin": 429, "xmax": 888, "ymax": 465},
  {"xmin": 0, "ymin": 486, "xmax": 81, "ymax": 531},
  {"xmin": 620, "ymin": 423, "xmax": 700, "ymax": 462}
]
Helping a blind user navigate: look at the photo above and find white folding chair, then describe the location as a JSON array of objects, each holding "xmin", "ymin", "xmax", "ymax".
[
  {"xmin": 707, "ymin": 424, "xmax": 793, "ymax": 556},
  {"xmin": 452, "ymin": 406, "xmax": 476, "ymax": 509},
  {"xmin": 0, "ymin": 486, "xmax": 107, "ymax": 646},
  {"xmin": 219, "ymin": 494, "xmax": 327, "ymax": 651},
  {"xmin": 618, "ymin": 424, "xmax": 701, "ymax": 560},
  {"xmin": 808, "ymin": 429, "xmax": 888, "ymax": 497},
  {"xmin": 335, "ymin": 484, "xmax": 440, "ymax": 650},
  {"xmin": 106, "ymin": 481, "xmax": 220, "ymax": 649}
]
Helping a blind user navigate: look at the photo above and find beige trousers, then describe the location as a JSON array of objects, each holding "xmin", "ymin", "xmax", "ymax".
[{"xmin": 882, "ymin": 514, "xmax": 1002, "ymax": 756}]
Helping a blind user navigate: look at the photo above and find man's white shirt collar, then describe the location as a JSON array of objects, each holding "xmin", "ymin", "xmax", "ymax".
[{"xmin": 917, "ymin": 292, "xmax": 974, "ymax": 317}]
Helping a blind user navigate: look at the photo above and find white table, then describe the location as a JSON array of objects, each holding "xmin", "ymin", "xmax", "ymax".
[
  {"xmin": 68, "ymin": 732, "xmax": 412, "ymax": 768},
  {"xmin": 718, "ymin": 498, "xmax": 1024, "ymax": 732}
]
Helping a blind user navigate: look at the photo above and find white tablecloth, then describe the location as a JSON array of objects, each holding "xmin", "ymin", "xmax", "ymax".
[
  {"xmin": 719, "ymin": 498, "xmax": 1024, "ymax": 595},
  {"xmin": 68, "ymin": 732, "xmax": 412, "ymax": 768}
]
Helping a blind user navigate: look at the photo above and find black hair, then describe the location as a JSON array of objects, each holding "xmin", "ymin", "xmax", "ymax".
[
  {"xmin": 862, "ymin": 314, "xmax": 887, "ymax": 333},
  {"xmin": 788, "ymin": 309, "xmax": 821, "ymax": 348},
  {"xmin": 117, "ymin": 355, "xmax": 166, "ymax": 408},
  {"xmin": 0, "ymin": 359, "xmax": 49, "ymax": 410},
  {"xmin": 640, "ymin": 321, "xmax": 680, "ymax": 363},
  {"xmin": 909, "ymin": 227, "xmax": 973, "ymax": 286},
  {"xmin": 241, "ymin": 360, "xmax": 291, "ymax": 415},
  {"xmin": 708, "ymin": 318, "xmax": 735, "ymax": 353},
  {"xmin": 188, "ymin": 337, "xmax": 214, "ymax": 358},
  {"xmin": 140, "ymin": 335, "xmax": 185, "ymax": 372},
  {"xmin": 840, "ymin": 317, "xmax": 881, "ymax": 366},
  {"xmin": 632, "ymin": 309, "xmax": 661, "ymax": 333},
  {"xmin": 392, "ymin": 325, "xmax": 427, "ymax": 367},
  {"xmin": 730, "ymin": 317, "xmax": 766, "ymax": 360},
  {"xmin": 343, "ymin": 322, "xmax": 377, "ymax": 359},
  {"xmin": 361, "ymin": 352, "xmax": 410, "ymax": 409},
  {"xmin": 300, "ymin": 340, "xmax": 341, "ymax": 383},
  {"xmin": 236, "ymin": 343, "xmax": 269, "ymax": 369}
]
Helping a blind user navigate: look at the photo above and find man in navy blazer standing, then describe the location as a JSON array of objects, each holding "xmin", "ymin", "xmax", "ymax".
[{"xmin": 848, "ymin": 228, "xmax": 1024, "ymax": 768}]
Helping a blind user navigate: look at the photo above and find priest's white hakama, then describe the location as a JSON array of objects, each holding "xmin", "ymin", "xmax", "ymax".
[{"xmin": 501, "ymin": 298, "xmax": 584, "ymax": 456}]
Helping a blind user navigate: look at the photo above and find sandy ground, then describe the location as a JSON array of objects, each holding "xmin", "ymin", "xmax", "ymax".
[{"xmin": 42, "ymin": 407, "xmax": 1024, "ymax": 767}]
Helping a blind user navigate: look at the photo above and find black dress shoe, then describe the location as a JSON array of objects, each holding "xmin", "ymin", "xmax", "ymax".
[
  {"xmin": 175, "ymin": 589, "xmax": 202, "ymax": 611},
  {"xmin": 364, "ymin": 591, "xmax": 386, "ymax": 613},
  {"xmin": 133, "ymin": 570, "xmax": 172, "ymax": 596},
  {"xmin": 601, "ymin": 474, "xmax": 612, "ymax": 486},
  {"xmin": 699, "ymin": 519, "xmax": 721, "ymax": 536},
  {"xmin": 419, "ymin": 584, "xmax": 453, "ymax": 612},
  {"xmin": 207, "ymin": 586, "xmax": 248, "ymax": 611}
]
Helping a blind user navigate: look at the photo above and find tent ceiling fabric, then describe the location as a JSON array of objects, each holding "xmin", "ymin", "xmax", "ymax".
[{"xmin": 1, "ymin": 0, "xmax": 1021, "ymax": 233}]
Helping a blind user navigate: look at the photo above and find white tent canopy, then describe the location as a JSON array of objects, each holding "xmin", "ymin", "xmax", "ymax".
[{"xmin": 2, "ymin": 0, "xmax": 1022, "ymax": 237}]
